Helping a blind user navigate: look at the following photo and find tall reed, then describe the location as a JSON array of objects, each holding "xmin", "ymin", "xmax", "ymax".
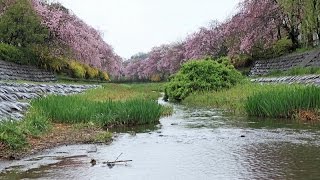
[
  {"xmin": 31, "ymin": 95, "xmax": 163, "ymax": 126},
  {"xmin": 245, "ymin": 85, "xmax": 320, "ymax": 118}
]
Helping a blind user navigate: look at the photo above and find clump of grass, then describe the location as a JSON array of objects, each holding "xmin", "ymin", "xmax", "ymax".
[
  {"xmin": 182, "ymin": 81, "xmax": 287, "ymax": 114},
  {"xmin": 245, "ymin": 85, "xmax": 320, "ymax": 118},
  {"xmin": 22, "ymin": 109, "xmax": 52, "ymax": 137},
  {"xmin": 81, "ymin": 83, "xmax": 164, "ymax": 102},
  {"xmin": 0, "ymin": 120, "xmax": 27, "ymax": 149},
  {"xmin": 31, "ymin": 95, "xmax": 163, "ymax": 127},
  {"xmin": 0, "ymin": 110, "xmax": 52, "ymax": 149}
]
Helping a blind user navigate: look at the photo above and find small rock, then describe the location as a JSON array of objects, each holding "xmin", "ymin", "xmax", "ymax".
[
  {"xmin": 240, "ymin": 135, "xmax": 246, "ymax": 138},
  {"xmin": 90, "ymin": 159, "xmax": 96, "ymax": 166}
]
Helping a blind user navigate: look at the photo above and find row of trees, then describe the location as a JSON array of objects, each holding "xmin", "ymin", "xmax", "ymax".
[
  {"xmin": 122, "ymin": 0, "xmax": 320, "ymax": 81},
  {"xmin": 31, "ymin": 0, "xmax": 122, "ymax": 77},
  {"xmin": 0, "ymin": 0, "xmax": 122, "ymax": 78}
]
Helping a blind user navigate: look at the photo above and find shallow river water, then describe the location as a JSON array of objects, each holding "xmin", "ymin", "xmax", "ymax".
[{"xmin": 1, "ymin": 99, "xmax": 320, "ymax": 180}]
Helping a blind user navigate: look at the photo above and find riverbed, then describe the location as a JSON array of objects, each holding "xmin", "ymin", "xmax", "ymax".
[{"xmin": 1, "ymin": 99, "xmax": 320, "ymax": 179}]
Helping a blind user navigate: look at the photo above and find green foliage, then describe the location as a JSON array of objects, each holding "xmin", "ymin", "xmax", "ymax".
[
  {"xmin": 245, "ymin": 85, "xmax": 320, "ymax": 118},
  {"xmin": 68, "ymin": 60, "xmax": 86, "ymax": 78},
  {"xmin": 0, "ymin": 43, "xmax": 23, "ymax": 63},
  {"xmin": 0, "ymin": 0, "xmax": 49, "ymax": 47},
  {"xmin": 272, "ymin": 38, "xmax": 293, "ymax": 56},
  {"xmin": 22, "ymin": 111, "xmax": 52, "ymax": 137},
  {"xmin": 165, "ymin": 57, "xmax": 242, "ymax": 101},
  {"xmin": 30, "ymin": 95, "xmax": 163, "ymax": 127},
  {"xmin": 0, "ymin": 43, "xmax": 40, "ymax": 64},
  {"xmin": 0, "ymin": 120, "xmax": 27, "ymax": 149},
  {"xmin": 84, "ymin": 64, "xmax": 99, "ymax": 79},
  {"xmin": 252, "ymin": 38, "xmax": 293, "ymax": 59},
  {"xmin": 98, "ymin": 71, "xmax": 110, "ymax": 81}
]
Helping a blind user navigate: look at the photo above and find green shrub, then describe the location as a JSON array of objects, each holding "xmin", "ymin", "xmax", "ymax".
[
  {"xmin": 0, "ymin": 0, "xmax": 49, "ymax": 47},
  {"xmin": 245, "ymin": 85, "xmax": 320, "ymax": 118},
  {"xmin": 84, "ymin": 65, "xmax": 99, "ymax": 79},
  {"xmin": 0, "ymin": 43, "xmax": 23, "ymax": 63},
  {"xmin": 165, "ymin": 57, "xmax": 242, "ymax": 101},
  {"xmin": 68, "ymin": 61, "xmax": 86, "ymax": 78},
  {"xmin": 252, "ymin": 38, "xmax": 293, "ymax": 59},
  {"xmin": 272, "ymin": 38, "xmax": 293, "ymax": 57},
  {"xmin": 98, "ymin": 71, "xmax": 110, "ymax": 81}
]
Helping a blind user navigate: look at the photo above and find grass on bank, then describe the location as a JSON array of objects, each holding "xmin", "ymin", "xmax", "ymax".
[
  {"xmin": 32, "ymin": 96, "xmax": 163, "ymax": 126},
  {"xmin": 245, "ymin": 85, "xmax": 320, "ymax": 118},
  {"xmin": 182, "ymin": 80, "xmax": 280, "ymax": 114},
  {"xmin": 182, "ymin": 81, "xmax": 320, "ymax": 119},
  {"xmin": 0, "ymin": 83, "xmax": 171, "ymax": 150}
]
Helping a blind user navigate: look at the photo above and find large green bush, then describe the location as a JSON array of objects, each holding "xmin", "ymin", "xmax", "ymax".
[
  {"xmin": 165, "ymin": 57, "xmax": 242, "ymax": 101},
  {"xmin": 0, "ymin": 43, "xmax": 38, "ymax": 64},
  {"xmin": 0, "ymin": 0, "xmax": 49, "ymax": 47}
]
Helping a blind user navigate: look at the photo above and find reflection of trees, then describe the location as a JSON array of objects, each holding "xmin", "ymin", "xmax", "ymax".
[{"xmin": 242, "ymin": 142, "xmax": 320, "ymax": 179}]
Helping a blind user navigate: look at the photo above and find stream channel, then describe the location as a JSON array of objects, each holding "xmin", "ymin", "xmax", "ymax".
[{"xmin": 1, "ymin": 98, "xmax": 320, "ymax": 179}]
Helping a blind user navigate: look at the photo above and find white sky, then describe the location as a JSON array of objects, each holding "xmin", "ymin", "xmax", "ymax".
[{"xmin": 57, "ymin": 0, "xmax": 239, "ymax": 59}]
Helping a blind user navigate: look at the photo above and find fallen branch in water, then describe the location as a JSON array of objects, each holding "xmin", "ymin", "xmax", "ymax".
[{"xmin": 103, "ymin": 160, "xmax": 133, "ymax": 164}]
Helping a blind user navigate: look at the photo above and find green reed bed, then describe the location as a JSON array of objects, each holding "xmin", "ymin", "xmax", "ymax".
[
  {"xmin": 31, "ymin": 95, "xmax": 163, "ymax": 126},
  {"xmin": 245, "ymin": 85, "xmax": 320, "ymax": 118}
]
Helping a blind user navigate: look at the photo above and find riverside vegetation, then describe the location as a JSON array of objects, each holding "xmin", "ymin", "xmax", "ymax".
[
  {"xmin": 165, "ymin": 57, "xmax": 320, "ymax": 121},
  {"xmin": 0, "ymin": 83, "xmax": 172, "ymax": 158}
]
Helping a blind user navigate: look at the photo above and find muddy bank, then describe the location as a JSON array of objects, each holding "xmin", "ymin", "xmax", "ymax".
[{"xmin": 0, "ymin": 123, "xmax": 111, "ymax": 160}]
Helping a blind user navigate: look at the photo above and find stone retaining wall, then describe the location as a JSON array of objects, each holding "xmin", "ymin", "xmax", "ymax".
[
  {"xmin": 250, "ymin": 50, "xmax": 320, "ymax": 76},
  {"xmin": 251, "ymin": 75, "xmax": 320, "ymax": 86},
  {"xmin": 0, "ymin": 60, "xmax": 56, "ymax": 82}
]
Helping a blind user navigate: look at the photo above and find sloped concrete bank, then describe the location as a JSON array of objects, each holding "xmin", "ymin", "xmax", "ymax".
[
  {"xmin": 250, "ymin": 50, "xmax": 320, "ymax": 76},
  {"xmin": 0, "ymin": 82, "xmax": 100, "ymax": 121},
  {"xmin": 0, "ymin": 60, "xmax": 56, "ymax": 82},
  {"xmin": 251, "ymin": 74, "xmax": 320, "ymax": 86}
]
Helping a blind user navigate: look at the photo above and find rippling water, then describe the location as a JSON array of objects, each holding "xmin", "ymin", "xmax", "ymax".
[{"xmin": 1, "ymin": 100, "xmax": 320, "ymax": 179}]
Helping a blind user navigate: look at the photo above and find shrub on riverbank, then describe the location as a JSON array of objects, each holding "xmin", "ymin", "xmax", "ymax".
[
  {"xmin": 165, "ymin": 57, "xmax": 242, "ymax": 101},
  {"xmin": 245, "ymin": 85, "xmax": 320, "ymax": 118}
]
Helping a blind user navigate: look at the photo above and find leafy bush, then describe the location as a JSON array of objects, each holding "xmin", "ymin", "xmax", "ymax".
[
  {"xmin": 165, "ymin": 57, "xmax": 242, "ymax": 101},
  {"xmin": 272, "ymin": 38, "xmax": 293, "ymax": 56},
  {"xmin": 252, "ymin": 38, "xmax": 293, "ymax": 59},
  {"xmin": 99, "ymin": 71, "xmax": 110, "ymax": 81},
  {"xmin": 0, "ymin": 0, "xmax": 49, "ymax": 47},
  {"xmin": 84, "ymin": 64, "xmax": 99, "ymax": 79},
  {"xmin": 0, "ymin": 43, "xmax": 23, "ymax": 63},
  {"xmin": 68, "ymin": 60, "xmax": 86, "ymax": 78},
  {"xmin": 0, "ymin": 43, "xmax": 39, "ymax": 64}
]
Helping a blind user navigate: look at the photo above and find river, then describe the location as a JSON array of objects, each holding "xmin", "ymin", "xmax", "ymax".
[{"xmin": 1, "ymin": 99, "xmax": 320, "ymax": 179}]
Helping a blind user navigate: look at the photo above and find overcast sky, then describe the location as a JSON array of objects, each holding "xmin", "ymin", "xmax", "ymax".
[{"xmin": 57, "ymin": 0, "xmax": 239, "ymax": 58}]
